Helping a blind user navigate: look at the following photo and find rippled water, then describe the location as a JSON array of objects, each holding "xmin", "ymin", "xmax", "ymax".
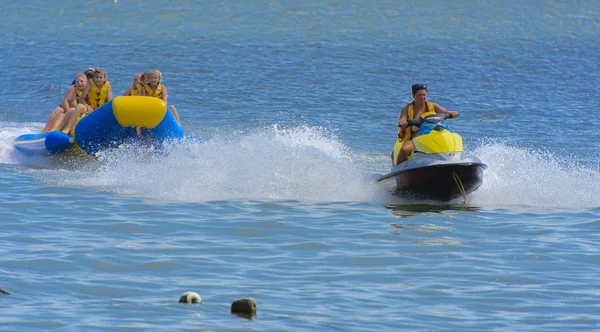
[{"xmin": 1, "ymin": 1, "xmax": 600, "ymax": 331}]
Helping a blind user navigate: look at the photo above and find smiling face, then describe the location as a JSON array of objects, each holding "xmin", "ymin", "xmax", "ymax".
[
  {"xmin": 147, "ymin": 72, "xmax": 160, "ymax": 86},
  {"xmin": 93, "ymin": 72, "xmax": 106, "ymax": 86},
  {"xmin": 74, "ymin": 75, "xmax": 87, "ymax": 90}
]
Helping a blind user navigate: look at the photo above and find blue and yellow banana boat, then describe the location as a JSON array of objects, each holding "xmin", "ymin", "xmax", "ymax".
[{"xmin": 14, "ymin": 96, "xmax": 184, "ymax": 156}]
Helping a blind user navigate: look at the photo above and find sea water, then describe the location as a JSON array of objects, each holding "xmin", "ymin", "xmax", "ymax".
[{"xmin": 1, "ymin": 1, "xmax": 600, "ymax": 331}]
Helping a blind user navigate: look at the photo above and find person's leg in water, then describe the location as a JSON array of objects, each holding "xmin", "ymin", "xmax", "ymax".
[{"xmin": 396, "ymin": 139, "xmax": 414, "ymax": 165}]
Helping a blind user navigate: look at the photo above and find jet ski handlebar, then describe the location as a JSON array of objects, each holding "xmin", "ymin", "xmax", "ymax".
[{"xmin": 398, "ymin": 113, "xmax": 456, "ymax": 128}]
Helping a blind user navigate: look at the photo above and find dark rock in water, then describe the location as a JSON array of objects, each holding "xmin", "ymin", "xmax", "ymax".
[
  {"xmin": 0, "ymin": 287, "xmax": 10, "ymax": 295},
  {"xmin": 231, "ymin": 298, "xmax": 257, "ymax": 317},
  {"xmin": 178, "ymin": 291, "xmax": 202, "ymax": 304}
]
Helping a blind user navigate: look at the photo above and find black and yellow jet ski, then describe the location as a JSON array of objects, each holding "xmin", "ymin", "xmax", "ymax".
[{"xmin": 377, "ymin": 113, "xmax": 486, "ymax": 202}]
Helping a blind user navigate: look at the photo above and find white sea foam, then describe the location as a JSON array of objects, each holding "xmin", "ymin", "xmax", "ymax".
[
  {"xmin": 0, "ymin": 122, "xmax": 45, "ymax": 166},
  {"xmin": 33, "ymin": 125, "xmax": 377, "ymax": 202},
  {"xmin": 5, "ymin": 123, "xmax": 600, "ymax": 209},
  {"xmin": 469, "ymin": 142, "xmax": 600, "ymax": 209}
]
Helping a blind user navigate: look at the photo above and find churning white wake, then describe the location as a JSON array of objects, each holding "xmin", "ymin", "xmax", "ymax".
[
  {"xmin": 2, "ymin": 123, "xmax": 599, "ymax": 208},
  {"xmin": 36, "ymin": 125, "xmax": 377, "ymax": 202},
  {"xmin": 468, "ymin": 142, "xmax": 600, "ymax": 209}
]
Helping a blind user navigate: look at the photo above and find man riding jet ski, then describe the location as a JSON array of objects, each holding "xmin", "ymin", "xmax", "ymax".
[{"xmin": 377, "ymin": 84, "xmax": 486, "ymax": 202}]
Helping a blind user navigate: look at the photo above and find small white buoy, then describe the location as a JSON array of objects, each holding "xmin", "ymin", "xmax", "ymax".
[{"xmin": 179, "ymin": 291, "xmax": 202, "ymax": 304}]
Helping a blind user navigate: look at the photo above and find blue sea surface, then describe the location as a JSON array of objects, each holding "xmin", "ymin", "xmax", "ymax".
[{"xmin": 1, "ymin": 1, "xmax": 600, "ymax": 331}]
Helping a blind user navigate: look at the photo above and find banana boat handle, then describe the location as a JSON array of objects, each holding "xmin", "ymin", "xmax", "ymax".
[{"xmin": 398, "ymin": 112, "xmax": 458, "ymax": 129}]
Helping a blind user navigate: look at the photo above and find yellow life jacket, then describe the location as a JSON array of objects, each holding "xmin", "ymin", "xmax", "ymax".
[
  {"xmin": 144, "ymin": 84, "xmax": 163, "ymax": 98},
  {"xmin": 75, "ymin": 87, "xmax": 83, "ymax": 102},
  {"xmin": 129, "ymin": 84, "xmax": 143, "ymax": 96},
  {"xmin": 61, "ymin": 86, "xmax": 83, "ymax": 109},
  {"xmin": 398, "ymin": 101, "xmax": 436, "ymax": 142},
  {"xmin": 88, "ymin": 80, "xmax": 111, "ymax": 110}
]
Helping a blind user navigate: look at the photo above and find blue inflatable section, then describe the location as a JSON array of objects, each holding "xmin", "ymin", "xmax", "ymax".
[
  {"xmin": 74, "ymin": 100, "xmax": 125, "ymax": 154},
  {"xmin": 133, "ymin": 109, "xmax": 184, "ymax": 148},
  {"xmin": 14, "ymin": 131, "xmax": 73, "ymax": 155},
  {"xmin": 74, "ymin": 100, "xmax": 184, "ymax": 155}
]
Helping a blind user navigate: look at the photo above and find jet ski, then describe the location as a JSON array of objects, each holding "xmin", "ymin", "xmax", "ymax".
[{"xmin": 377, "ymin": 113, "xmax": 486, "ymax": 202}]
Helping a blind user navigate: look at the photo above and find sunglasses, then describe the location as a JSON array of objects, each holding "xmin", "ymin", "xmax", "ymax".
[{"xmin": 411, "ymin": 84, "xmax": 427, "ymax": 94}]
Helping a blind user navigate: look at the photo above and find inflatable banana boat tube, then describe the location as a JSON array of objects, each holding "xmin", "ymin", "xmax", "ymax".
[
  {"xmin": 14, "ymin": 96, "xmax": 184, "ymax": 156},
  {"xmin": 13, "ymin": 131, "xmax": 74, "ymax": 155}
]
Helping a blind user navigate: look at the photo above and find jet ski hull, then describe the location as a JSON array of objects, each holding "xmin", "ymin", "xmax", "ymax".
[
  {"xmin": 380, "ymin": 113, "xmax": 487, "ymax": 201},
  {"xmin": 378, "ymin": 161, "xmax": 486, "ymax": 201}
]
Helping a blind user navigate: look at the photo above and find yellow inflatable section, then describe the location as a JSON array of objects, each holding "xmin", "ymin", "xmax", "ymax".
[{"xmin": 112, "ymin": 96, "xmax": 167, "ymax": 128}]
